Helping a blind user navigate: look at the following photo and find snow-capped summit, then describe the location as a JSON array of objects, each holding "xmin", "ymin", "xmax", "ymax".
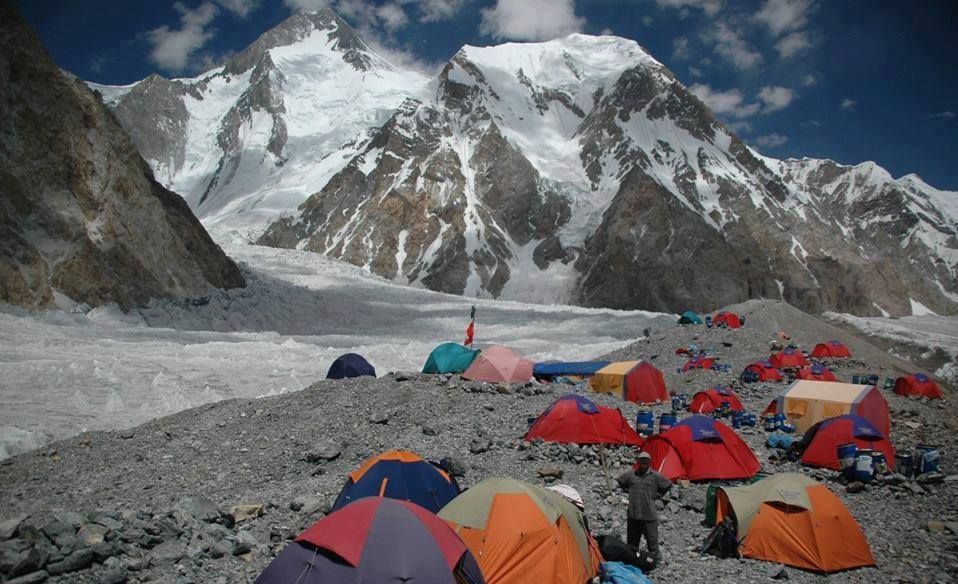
[
  {"xmin": 94, "ymin": 14, "xmax": 958, "ymax": 316},
  {"xmin": 94, "ymin": 8, "xmax": 430, "ymax": 240}
]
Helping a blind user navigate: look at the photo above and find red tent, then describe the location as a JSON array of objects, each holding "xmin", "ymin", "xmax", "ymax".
[
  {"xmin": 796, "ymin": 364, "xmax": 838, "ymax": 382},
  {"xmin": 810, "ymin": 341, "xmax": 852, "ymax": 358},
  {"xmin": 769, "ymin": 348, "xmax": 810, "ymax": 369},
  {"xmin": 524, "ymin": 394, "xmax": 644, "ymax": 446},
  {"xmin": 623, "ymin": 362, "xmax": 668, "ymax": 403},
  {"xmin": 688, "ymin": 387, "xmax": 745, "ymax": 414},
  {"xmin": 742, "ymin": 360, "xmax": 784, "ymax": 382},
  {"xmin": 796, "ymin": 415, "xmax": 895, "ymax": 471},
  {"xmin": 641, "ymin": 416, "xmax": 761, "ymax": 481},
  {"xmin": 894, "ymin": 373, "xmax": 944, "ymax": 399},
  {"xmin": 712, "ymin": 311, "xmax": 742, "ymax": 329},
  {"xmin": 682, "ymin": 355, "xmax": 716, "ymax": 372}
]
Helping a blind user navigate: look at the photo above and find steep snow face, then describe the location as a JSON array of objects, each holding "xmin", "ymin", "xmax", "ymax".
[{"xmin": 94, "ymin": 9, "xmax": 430, "ymax": 241}]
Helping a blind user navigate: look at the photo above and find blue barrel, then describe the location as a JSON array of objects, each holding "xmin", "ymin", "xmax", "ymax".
[
  {"xmin": 838, "ymin": 443, "xmax": 858, "ymax": 479},
  {"xmin": 659, "ymin": 412, "xmax": 678, "ymax": 433},
  {"xmin": 763, "ymin": 414, "xmax": 777, "ymax": 432},
  {"xmin": 883, "ymin": 377, "xmax": 895, "ymax": 390},
  {"xmin": 731, "ymin": 412, "xmax": 743, "ymax": 428},
  {"xmin": 866, "ymin": 374, "xmax": 879, "ymax": 387},
  {"xmin": 872, "ymin": 452, "xmax": 888, "ymax": 475},
  {"xmin": 915, "ymin": 445, "xmax": 940, "ymax": 475},
  {"xmin": 855, "ymin": 452, "xmax": 874, "ymax": 483},
  {"xmin": 852, "ymin": 375, "xmax": 861, "ymax": 384},
  {"xmin": 636, "ymin": 410, "xmax": 654, "ymax": 436},
  {"xmin": 705, "ymin": 316, "xmax": 713, "ymax": 328},
  {"xmin": 774, "ymin": 412, "xmax": 786, "ymax": 429},
  {"xmin": 671, "ymin": 396, "xmax": 682, "ymax": 412},
  {"xmin": 896, "ymin": 452, "xmax": 914, "ymax": 478}
]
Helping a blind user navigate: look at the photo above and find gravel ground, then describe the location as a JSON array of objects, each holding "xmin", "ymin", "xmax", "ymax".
[{"xmin": 0, "ymin": 299, "xmax": 955, "ymax": 584}]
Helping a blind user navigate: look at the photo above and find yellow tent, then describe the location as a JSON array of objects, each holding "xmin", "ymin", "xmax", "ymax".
[
  {"xmin": 589, "ymin": 361, "xmax": 639, "ymax": 395},
  {"xmin": 764, "ymin": 380, "xmax": 890, "ymax": 436}
]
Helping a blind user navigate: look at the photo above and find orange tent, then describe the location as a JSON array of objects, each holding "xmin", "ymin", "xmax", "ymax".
[
  {"xmin": 463, "ymin": 346, "xmax": 534, "ymax": 383},
  {"xmin": 438, "ymin": 478, "xmax": 600, "ymax": 584},
  {"xmin": 716, "ymin": 473, "xmax": 874, "ymax": 573}
]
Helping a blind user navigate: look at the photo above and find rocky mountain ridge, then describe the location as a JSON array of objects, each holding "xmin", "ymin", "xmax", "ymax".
[
  {"xmin": 93, "ymin": 9, "xmax": 958, "ymax": 316},
  {"xmin": 0, "ymin": 1, "xmax": 244, "ymax": 311}
]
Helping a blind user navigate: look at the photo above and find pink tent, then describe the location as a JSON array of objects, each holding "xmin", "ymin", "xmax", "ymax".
[{"xmin": 463, "ymin": 346, "xmax": 534, "ymax": 383}]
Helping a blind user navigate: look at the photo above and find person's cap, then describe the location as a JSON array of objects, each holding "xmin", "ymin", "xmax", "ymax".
[{"xmin": 637, "ymin": 452, "xmax": 652, "ymax": 460}]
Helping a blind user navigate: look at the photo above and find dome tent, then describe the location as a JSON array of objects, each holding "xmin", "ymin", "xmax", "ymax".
[
  {"xmin": 423, "ymin": 343, "xmax": 480, "ymax": 374},
  {"xmin": 326, "ymin": 353, "xmax": 376, "ymax": 379},
  {"xmin": 524, "ymin": 394, "xmax": 644, "ymax": 446}
]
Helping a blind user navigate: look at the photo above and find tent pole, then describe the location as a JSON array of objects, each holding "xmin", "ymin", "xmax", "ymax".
[{"xmin": 598, "ymin": 444, "xmax": 613, "ymax": 495}]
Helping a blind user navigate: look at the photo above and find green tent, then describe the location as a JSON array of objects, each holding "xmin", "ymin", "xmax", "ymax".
[
  {"xmin": 678, "ymin": 310, "xmax": 703, "ymax": 325},
  {"xmin": 422, "ymin": 343, "xmax": 480, "ymax": 374}
]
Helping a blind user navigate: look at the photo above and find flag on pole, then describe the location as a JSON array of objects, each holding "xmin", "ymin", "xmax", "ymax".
[{"xmin": 464, "ymin": 305, "xmax": 476, "ymax": 346}]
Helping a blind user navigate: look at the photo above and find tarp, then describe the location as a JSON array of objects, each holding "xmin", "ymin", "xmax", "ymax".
[
  {"xmin": 255, "ymin": 497, "xmax": 485, "ymax": 584},
  {"xmin": 463, "ymin": 346, "xmax": 534, "ymax": 383},
  {"xmin": 589, "ymin": 361, "xmax": 669, "ymax": 404},
  {"xmin": 894, "ymin": 373, "xmax": 944, "ymax": 399},
  {"xmin": 534, "ymin": 361, "xmax": 610, "ymax": 380},
  {"xmin": 716, "ymin": 474, "xmax": 875, "ymax": 573},
  {"xmin": 332, "ymin": 450, "xmax": 460, "ymax": 513},
  {"xmin": 439, "ymin": 478, "xmax": 601, "ymax": 584},
  {"xmin": 524, "ymin": 394, "xmax": 644, "ymax": 446},
  {"xmin": 795, "ymin": 416, "xmax": 895, "ymax": 471},
  {"xmin": 763, "ymin": 380, "xmax": 891, "ymax": 436},
  {"xmin": 641, "ymin": 416, "xmax": 760, "ymax": 481},
  {"xmin": 810, "ymin": 341, "xmax": 852, "ymax": 358},
  {"xmin": 326, "ymin": 353, "xmax": 376, "ymax": 379},
  {"xmin": 423, "ymin": 343, "xmax": 480, "ymax": 374}
]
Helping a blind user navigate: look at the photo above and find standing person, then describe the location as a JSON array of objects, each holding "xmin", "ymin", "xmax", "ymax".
[{"xmin": 617, "ymin": 451, "xmax": 672, "ymax": 563}]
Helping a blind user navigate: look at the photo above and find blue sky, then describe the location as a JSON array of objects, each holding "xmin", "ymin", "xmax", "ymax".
[{"xmin": 18, "ymin": 0, "xmax": 958, "ymax": 190}]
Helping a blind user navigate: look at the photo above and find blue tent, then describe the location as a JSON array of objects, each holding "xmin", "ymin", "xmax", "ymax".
[
  {"xmin": 678, "ymin": 311, "xmax": 703, "ymax": 325},
  {"xmin": 422, "ymin": 343, "xmax": 480, "ymax": 374},
  {"xmin": 326, "ymin": 353, "xmax": 376, "ymax": 379},
  {"xmin": 332, "ymin": 450, "xmax": 460, "ymax": 513},
  {"xmin": 533, "ymin": 361, "xmax": 610, "ymax": 380}
]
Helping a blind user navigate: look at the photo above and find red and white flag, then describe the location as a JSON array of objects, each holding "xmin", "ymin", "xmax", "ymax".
[{"xmin": 464, "ymin": 305, "xmax": 476, "ymax": 346}]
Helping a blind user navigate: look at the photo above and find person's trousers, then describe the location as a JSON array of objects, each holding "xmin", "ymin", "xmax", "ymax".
[{"xmin": 627, "ymin": 518, "xmax": 660, "ymax": 558}]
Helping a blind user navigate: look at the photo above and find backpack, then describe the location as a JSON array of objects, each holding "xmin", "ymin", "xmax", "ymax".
[
  {"xmin": 596, "ymin": 535, "xmax": 657, "ymax": 572},
  {"xmin": 700, "ymin": 516, "xmax": 740, "ymax": 559}
]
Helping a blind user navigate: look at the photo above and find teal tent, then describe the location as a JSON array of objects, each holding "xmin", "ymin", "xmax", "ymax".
[
  {"xmin": 678, "ymin": 310, "xmax": 703, "ymax": 325},
  {"xmin": 422, "ymin": 343, "xmax": 480, "ymax": 374}
]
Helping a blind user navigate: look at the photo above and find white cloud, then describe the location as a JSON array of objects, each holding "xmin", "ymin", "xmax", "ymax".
[
  {"xmin": 755, "ymin": 133, "xmax": 789, "ymax": 147},
  {"xmin": 930, "ymin": 111, "xmax": 956, "ymax": 119},
  {"xmin": 654, "ymin": 0, "xmax": 722, "ymax": 17},
  {"xmin": 414, "ymin": 0, "xmax": 466, "ymax": 22},
  {"xmin": 376, "ymin": 3, "xmax": 409, "ymax": 31},
  {"xmin": 479, "ymin": 0, "xmax": 585, "ymax": 41},
  {"xmin": 642, "ymin": 15, "xmax": 654, "ymax": 26},
  {"xmin": 757, "ymin": 85, "xmax": 794, "ymax": 113},
  {"xmin": 801, "ymin": 73, "xmax": 817, "ymax": 86},
  {"xmin": 726, "ymin": 120, "xmax": 753, "ymax": 133},
  {"xmin": 146, "ymin": 2, "xmax": 219, "ymax": 73},
  {"xmin": 673, "ymin": 37, "xmax": 690, "ymax": 59},
  {"xmin": 689, "ymin": 83, "xmax": 760, "ymax": 118},
  {"xmin": 600, "ymin": 28, "xmax": 615, "ymax": 36},
  {"xmin": 705, "ymin": 22, "xmax": 762, "ymax": 69},
  {"xmin": 688, "ymin": 66, "xmax": 703, "ymax": 78},
  {"xmin": 214, "ymin": 0, "xmax": 259, "ymax": 18},
  {"xmin": 754, "ymin": 0, "xmax": 815, "ymax": 37},
  {"xmin": 283, "ymin": 0, "xmax": 329, "ymax": 10},
  {"xmin": 775, "ymin": 30, "xmax": 811, "ymax": 57},
  {"xmin": 841, "ymin": 97, "xmax": 857, "ymax": 110}
]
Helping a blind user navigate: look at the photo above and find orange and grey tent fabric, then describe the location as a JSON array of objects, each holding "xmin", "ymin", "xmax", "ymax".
[
  {"xmin": 524, "ymin": 394, "xmax": 644, "ymax": 446},
  {"xmin": 894, "ymin": 373, "xmax": 944, "ymax": 399},
  {"xmin": 332, "ymin": 450, "xmax": 460, "ymax": 513},
  {"xmin": 763, "ymin": 380, "xmax": 891, "ymax": 436},
  {"xmin": 589, "ymin": 361, "xmax": 669, "ymax": 403},
  {"xmin": 438, "ymin": 478, "xmax": 601, "ymax": 584},
  {"xmin": 715, "ymin": 473, "xmax": 875, "ymax": 573},
  {"xmin": 463, "ymin": 346, "xmax": 534, "ymax": 383}
]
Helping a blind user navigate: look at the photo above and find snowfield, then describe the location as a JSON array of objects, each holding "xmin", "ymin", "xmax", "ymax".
[{"xmin": 0, "ymin": 242, "xmax": 673, "ymax": 459}]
